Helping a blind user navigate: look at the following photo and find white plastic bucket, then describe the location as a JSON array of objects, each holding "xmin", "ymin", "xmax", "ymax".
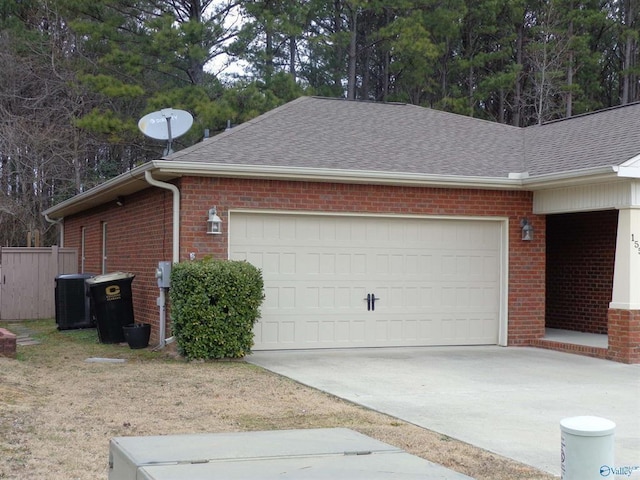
[{"xmin": 560, "ymin": 416, "xmax": 615, "ymax": 480}]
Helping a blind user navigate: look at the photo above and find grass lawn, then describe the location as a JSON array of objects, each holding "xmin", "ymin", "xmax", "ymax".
[{"xmin": 0, "ymin": 319, "xmax": 556, "ymax": 480}]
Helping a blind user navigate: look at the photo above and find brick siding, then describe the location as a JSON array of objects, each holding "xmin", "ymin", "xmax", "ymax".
[
  {"xmin": 64, "ymin": 177, "xmax": 546, "ymax": 347},
  {"xmin": 546, "ymin": 211, "xmax": 617, "ymax": 334},
  {"xmin": 64, "ymin": 188, "xmax": 174, "ymax": 344},
  {"xmin": 608, "ymin": 309, "xmax": 640, "ymax": 363},
  {"xmin": 0, "ymin": 328, "xmax": 17, "ymax": 358}
]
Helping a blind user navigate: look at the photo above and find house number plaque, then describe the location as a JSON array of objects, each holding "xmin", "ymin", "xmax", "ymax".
[{"xmin": 632, "ymin": 234, "xmax": 640, "ymax": 254}]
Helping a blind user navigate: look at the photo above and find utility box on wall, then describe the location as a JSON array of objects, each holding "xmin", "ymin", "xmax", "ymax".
[{"xmin": 156, "ymin": 261, "xmax": 171, "ymax": 288}]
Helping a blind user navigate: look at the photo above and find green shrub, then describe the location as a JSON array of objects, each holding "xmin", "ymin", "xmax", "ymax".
[{"xmin": 170, "ymin": 259, "xmax": 264, "ymax": 360}]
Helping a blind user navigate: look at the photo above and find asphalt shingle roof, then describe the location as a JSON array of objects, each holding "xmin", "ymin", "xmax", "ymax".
[
  {"xmin": 168, "ymin": 96, "xmax": 640, "ymax": 179},
  {"xmin": 524, "ymin": 104, "xmax": 640, "ymax": 176}
]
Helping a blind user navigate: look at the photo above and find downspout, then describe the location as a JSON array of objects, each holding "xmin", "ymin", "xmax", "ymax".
[
  {"xmin": 43, "ymin": 213, "xmax": 64, "ymax": 247},
  {"xmin": 144, "ymin": 170, "xmax": 180, "ymax": 348},
  {"xmin": 144, "ymin": 171, "xmax": 180, "ymax": 263}
]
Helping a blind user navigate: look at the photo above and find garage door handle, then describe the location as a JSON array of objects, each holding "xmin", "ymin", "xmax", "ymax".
[
  {"xmin": 364, "ymin": 294, "xmax": 371, "ymax": 311},
  {"xmin": 371, "ymin": 294, "xmax": 380, "ymax": 311}
]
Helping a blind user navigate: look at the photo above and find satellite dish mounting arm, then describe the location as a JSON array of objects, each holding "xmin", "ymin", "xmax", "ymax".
[{"xmin": 162, "ymin": 109, "xmax": 174, "ymax": 155}]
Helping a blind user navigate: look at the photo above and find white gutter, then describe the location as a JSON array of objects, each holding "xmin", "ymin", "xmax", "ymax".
[
  {"xmin": 521, "ymin": 166, "xmax": 620, "ymax": 189},
  {"xmin": 152, "ymin": 161, "xmax": 525, "ymax": 190},
  {"xmin": 43, "ymin": 213, "xmax": 64, "ymax": 247},
  {"xmin": 144, "ymin": 170, "xmax": 180, "ymax": 264},
  {"xmin": 153, "ymin": 161, "xmax": 625, "ymax": 191},
  {"xmin": 43, "ymin": 168, "xmax": 146, "ymax": 219},
  {"xmin": 144, "ymin": 170, "xmax": 180, "ymax": 349}
]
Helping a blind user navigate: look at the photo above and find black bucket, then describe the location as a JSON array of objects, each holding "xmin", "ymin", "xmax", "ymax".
[{"xmin": 123, "ymin": 323, "xmax": 151, "ymax": 349}]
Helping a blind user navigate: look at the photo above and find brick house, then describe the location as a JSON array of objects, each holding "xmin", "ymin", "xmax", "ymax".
[{"xmin": 43, "ymin": 97, "xmax": 640, "ymax": 363}]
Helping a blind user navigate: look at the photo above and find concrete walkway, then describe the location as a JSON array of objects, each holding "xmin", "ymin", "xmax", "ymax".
[
  {"xmin": 6, "ymin": 323, "xmax": 41, "ymax": 346},
  {"xmin": 248, "ymin": 346, "xmax": 640, "ymax": 477}
]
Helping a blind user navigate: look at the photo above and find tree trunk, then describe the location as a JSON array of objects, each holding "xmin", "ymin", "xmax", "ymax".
[
  {"xmin": 362, "ymin": 47, "xmax": 370, "ymax": 100},
  {"xmin": 264, "ymin": 0, "xmax": 275, "ymax": 86},
  {"xmin": 289, "ymin": 36, "xmax": 297, "ymax": 80},
  {"xmin": 622, "ymin": 32, "xmax": 633, "ymax": 104},
  {"xmin": 347, "ymin": 6, "xmax": 357, "ymax": 100},
  {"xmin": 266, "ymin": 27, "xmax": 274, "ymax": 84},
  {"xmin": 440, "ymin": 40, "xmax": 449, "ymax": 103},
  {"xmin": 188, "ymin": 60, "xmax": 204, "ymax": 85},
  {"xmin": 468, "ymin": 64, "xmax": 474, "ymax": 116},
  {"xmin": 382, "ymin": 50, "xmax": 389, "ymax": 101},
  {"xmin": 566, "ymin": 20, "xmax": 573, "ymax": 117},
  {"xmin": 332, "ymin": 0, "xmax": 344, "ymax": 92},
  {"xmin": 621, "ymin": 0, "xmax": 634, "ymax": 104},
  {"xmin": 467, "ymin": 29, "xmax": 474, "ymax": 115},
  {"xmin": 513, "ymin": 22, "xmax": 524, "ymax": 127}
]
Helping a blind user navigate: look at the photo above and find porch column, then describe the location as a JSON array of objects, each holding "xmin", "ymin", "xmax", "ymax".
[
  {"xmin": 610, "ymin": 208, "xmax": 640, "ymax": 309},
  {"xmin": 609, "ymin": 207, "xmax": 640, "ymax": 363}
]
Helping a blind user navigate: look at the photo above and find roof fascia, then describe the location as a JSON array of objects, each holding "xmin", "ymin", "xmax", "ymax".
[
  {"xmin": 43, "ymin": 162, "xmax": 632, "ymax": 221},
  {"xmin": 617, "ymin": 153, "xmax": 640, "ymax": 178},
  {"xmin": 153, "ymin": 161, "xmax": 523, "ymax": 190},
  {"xmin": 42, "ymin": 160, "xmax": 523, "ymax": 220},
  {"xmin": 522, "ymin": 166, "xmax": 621, "ymax": 189},
  {"xmin": 42, "ymin": 162, "xmax": 156, "ymax": 219}
]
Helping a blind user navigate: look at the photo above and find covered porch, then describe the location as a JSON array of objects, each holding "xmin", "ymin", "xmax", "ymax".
[
  {"xmin": 531, "ymin": 328, "xmax": 608, "ymax": 359},
  {"xmin": 534, "ymin": 178, "xmax": 640, "ymax": 363}
]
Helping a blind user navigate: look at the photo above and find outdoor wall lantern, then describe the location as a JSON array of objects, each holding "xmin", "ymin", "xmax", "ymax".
[
  {"xmin": 207, "ymin": 206, "xmax": 222, "ymax": 234},
  {"xmin": 520, "ymin": 218, "xmax": 534, "ymax": 241}
]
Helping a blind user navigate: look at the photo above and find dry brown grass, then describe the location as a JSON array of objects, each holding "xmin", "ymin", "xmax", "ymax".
[{"xmin": 0, "ymin": 320, "xmax": 556, "ymax": 480}]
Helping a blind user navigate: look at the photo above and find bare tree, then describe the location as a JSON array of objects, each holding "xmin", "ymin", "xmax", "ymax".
[
  {"xmin": 524, "ymin": 0, "xmax": 570, "ymax": 125},
  {"xmin": 620, "ymin": 0, "xmax": 639, "ymax": 104},
  {"xmin": 0, "ymin": 27, "xmax": 86, "ymax": 246}
]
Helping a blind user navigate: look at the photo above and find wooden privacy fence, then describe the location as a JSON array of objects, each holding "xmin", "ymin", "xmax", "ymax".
[{"xmin": 0, "ymin": 247, "xmax": 78, "ymax": 320}]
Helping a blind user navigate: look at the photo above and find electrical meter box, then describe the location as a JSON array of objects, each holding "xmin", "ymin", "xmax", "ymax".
[
  {"xmin": 156, "ymin": 261, "xmax": 171, "ymax": 288},
  {"xmin": 108, "ymin": 428, "xmax": 472, "ymax": 480}
]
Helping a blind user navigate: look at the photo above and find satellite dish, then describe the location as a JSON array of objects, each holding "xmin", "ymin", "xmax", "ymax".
[{"xmin": 138, "ymin": 108, "xmax": 193, "ymax": 155}]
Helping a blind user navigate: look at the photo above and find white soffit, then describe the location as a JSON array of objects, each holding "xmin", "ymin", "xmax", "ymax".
[{"xmin": 533, "ymin": 180, "xmax": 639, "ymax": 214}]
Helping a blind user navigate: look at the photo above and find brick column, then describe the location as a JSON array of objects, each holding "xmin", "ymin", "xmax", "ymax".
[
  {"xmin": 607, "ymin": 309, "xmax": 640, "ymax": 363},
  {"xmin": 0, "ymin": 328, "xmax": 17, "ymax": 358},
  {"xmin": 607, "ymin": 208, "xmax": 640, "ymax": 363}
]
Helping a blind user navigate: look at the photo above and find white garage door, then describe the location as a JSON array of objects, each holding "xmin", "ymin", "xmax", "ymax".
[{"xmin": 229, "ymin": 212, "xmax": 503, "ymax": 350}]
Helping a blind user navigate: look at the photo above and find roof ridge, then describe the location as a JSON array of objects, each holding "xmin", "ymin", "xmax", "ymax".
[
  {"xmin": 309, "ymin": 95, "xmax": 409, "ymax": 107},
  {"xmin": 211, "ymin": 96, "xmax": 312, "ymax": 137},
  {"xmin": 166, "ymin": 97, "xmax": 312, "ymax": 160},
  {"xmin": 537, "ymin": 101, "xmax": 640, "ymax": 126}
]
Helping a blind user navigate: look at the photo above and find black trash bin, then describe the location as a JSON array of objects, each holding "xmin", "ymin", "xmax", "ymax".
[
  {"xmin": 86, "ymin": 272, "xmax": 135, "ymax": 344},
  {"xmin": 55, "ymin": 273, "xmax": 95, "ymax": 330}
]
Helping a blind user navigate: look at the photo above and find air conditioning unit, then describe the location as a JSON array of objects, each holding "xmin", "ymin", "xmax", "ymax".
[{"xmin": 55, "ymin": 274, "xmax": 94, "ymax": 330}]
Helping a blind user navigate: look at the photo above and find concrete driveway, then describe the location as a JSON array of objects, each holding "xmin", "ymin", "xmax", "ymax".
[{"xmin": 247, "ymin": 346, "xmax": 640, "ymax": 477}]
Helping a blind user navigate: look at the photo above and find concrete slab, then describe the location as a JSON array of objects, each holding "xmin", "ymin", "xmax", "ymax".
[
  {"xmin": 247, "ymin": 346, "xmax": 640, "ymax": 476},
  {"xmin": 544, "ymin": 328, "xmax": 608, "ymax": 348},
  {"xmin": 137, "ymin": 450, "xmax": 471, "ymax": 479},
  {"xmin": 110, "ymin": 428, "xmax": 472, "ymax": 480},
  {"xmin": 9, "ymin": 324, "xmax": 41, "ymax": 345},
  {"xmin": 85, "ymin": 357, "xmax": 126, "ymax": 363}
]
